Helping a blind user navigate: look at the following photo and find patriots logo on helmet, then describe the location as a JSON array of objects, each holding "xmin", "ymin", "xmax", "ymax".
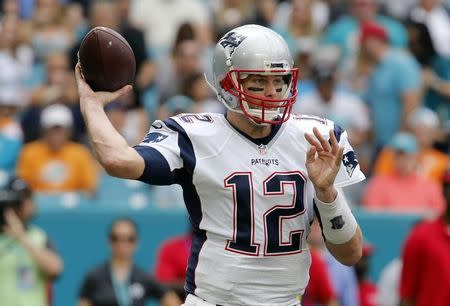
[
  {"xmin": 143, "ymin": 132, "xmax": 168, "ymax": 143},
  {"xmin": 342, "ymin": 151, "xmax": 358, "ymax": 177},
  {"xmin": 219, "ymin": 31, "xmax": 247, "ymax": 55}
]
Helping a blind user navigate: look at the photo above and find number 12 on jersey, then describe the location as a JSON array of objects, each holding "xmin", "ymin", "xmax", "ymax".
[{"xmin": 224, "ymin": 171, "xmax": 306, "ymax": 256}]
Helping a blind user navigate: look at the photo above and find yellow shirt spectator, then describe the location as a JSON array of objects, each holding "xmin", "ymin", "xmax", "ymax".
[
  {"xmin": 17, "ymin": 140, "xmax": 98, "ymax": 194},
  {"xmin": 375, "ymin": 108, "xmax": 449, "ymax": 183},
  {"xmin": 16, "ymin": 103, "xmax": 98, "ymax": 194},
  {"xmin": 374, "ymin": 148, "xmax": 449, "ymax": 183}
]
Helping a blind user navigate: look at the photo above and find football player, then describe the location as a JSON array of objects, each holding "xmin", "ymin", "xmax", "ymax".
[{"xmin": 75, "ymin": 25, "xmax": 364, "ymax": 306}]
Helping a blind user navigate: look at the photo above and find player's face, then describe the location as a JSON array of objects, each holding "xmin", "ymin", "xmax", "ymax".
[
  {"xmin": 241, "ymin": 74, "xmax": 286, "ymax": 109},
  {"xmin": 109, "ymin": 221, "xmax": 137, "ymax": 260}
]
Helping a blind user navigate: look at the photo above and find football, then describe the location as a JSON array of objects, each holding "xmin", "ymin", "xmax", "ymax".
[{"xmin": 78, "ymin": 26, "xmax": 136, "ymax": 92}]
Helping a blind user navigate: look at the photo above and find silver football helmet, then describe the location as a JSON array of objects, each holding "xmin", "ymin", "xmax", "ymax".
[{"xmin": 207, "ymin": 24, "xmax": 298, "ymax": 125}]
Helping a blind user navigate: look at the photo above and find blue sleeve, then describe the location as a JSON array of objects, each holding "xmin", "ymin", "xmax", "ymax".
[
  {"xmin": 134, "ymin": 146, "xmax": 176, "ymax": 185},
  {"xmin": 397, "ymin": 55, "xmax": 421, "ymax": 92},
  {"xmin": 133, "ymin": 118, "xmax": 195, "ymax": 186}
]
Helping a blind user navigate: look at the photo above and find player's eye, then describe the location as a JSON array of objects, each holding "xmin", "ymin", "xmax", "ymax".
[{"xmin": 273, "ymin": 78, "xmax": 283, "ymax": 86}]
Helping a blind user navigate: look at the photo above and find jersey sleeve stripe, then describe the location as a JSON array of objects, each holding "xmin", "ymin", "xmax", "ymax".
[
  {"xmin": 333, "ymin": 123, "xmax": 344, "ymax": 143},
  {"xmin": 163, "ymin": 118, "xmax": 196, "ymax": 173},
  {"xmin": 134, "ymin": 146, "xmax": 175, "ymax": 185},
  {"xmin": 185, "ymin": 230, "xmax": 207, "ymax": 295},
  {"xmin": 163, "ymin": 118, "xmax": 207, "ymax": 294}
]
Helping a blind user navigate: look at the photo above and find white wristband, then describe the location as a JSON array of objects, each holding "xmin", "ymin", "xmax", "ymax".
[{"xmin": 314, "ymin": 189, "xmax": 357, "ymax": 244}]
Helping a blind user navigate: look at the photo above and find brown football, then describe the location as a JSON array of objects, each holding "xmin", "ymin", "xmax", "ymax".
[{"xmin": 78, "ymin": 26, "xmax": 136, "ymax": 92}]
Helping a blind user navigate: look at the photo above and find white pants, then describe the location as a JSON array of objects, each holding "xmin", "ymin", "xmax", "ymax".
[{"xmin": 182, "ymin": 294, "xmax": 301, "ymax": 306}]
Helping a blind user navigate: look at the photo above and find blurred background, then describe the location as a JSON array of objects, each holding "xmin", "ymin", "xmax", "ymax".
[{"xmin": 0, "ymin": 0, "xmax": 449, "ymax": 306}]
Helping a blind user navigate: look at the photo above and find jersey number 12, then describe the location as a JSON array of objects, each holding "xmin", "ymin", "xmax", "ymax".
[{"xmin": 224, "ymin": 171, "xmax": 306, "ymax": 256}]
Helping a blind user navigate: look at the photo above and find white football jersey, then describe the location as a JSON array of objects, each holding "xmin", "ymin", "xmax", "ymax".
[{"xmin": 134, "ymin": 113, "xmax": 365, "ymax": 306}]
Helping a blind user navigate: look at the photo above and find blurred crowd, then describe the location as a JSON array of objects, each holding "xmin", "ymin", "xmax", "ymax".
[{"xmin": 0, "ymin": 0, "xmax": 449, "ymax": 305}]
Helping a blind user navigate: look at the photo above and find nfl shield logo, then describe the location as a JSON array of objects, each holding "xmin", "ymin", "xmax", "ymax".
[{"xmin": 257, "ymin": 144, "xmax": 267, "ymax": 155}]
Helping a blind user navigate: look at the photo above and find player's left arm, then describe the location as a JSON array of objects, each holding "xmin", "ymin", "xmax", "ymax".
[{"xmin": 305, "ymin": 127, "xmax": 363, "ymax": 266}]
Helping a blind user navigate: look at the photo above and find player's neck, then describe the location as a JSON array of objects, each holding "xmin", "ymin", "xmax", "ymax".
[{"xmin": 227, "ymin": 111, "xmax": 272, "ymax": 139}]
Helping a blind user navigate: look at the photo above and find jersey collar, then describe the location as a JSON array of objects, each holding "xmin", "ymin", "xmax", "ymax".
[{"xmin": 224, "ymin": 113, "xmax": 283, "ymax": 146}]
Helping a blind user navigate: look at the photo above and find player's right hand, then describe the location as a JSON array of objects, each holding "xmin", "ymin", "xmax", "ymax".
[{"xmin": 75, "ymin": 63, "xmax": 132, "ymax": 107}]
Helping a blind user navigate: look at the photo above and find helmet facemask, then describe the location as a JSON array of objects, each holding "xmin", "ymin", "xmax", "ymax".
[{"xmin": 219, "ymin": 68, "xmax": 299, "ymax": 125}]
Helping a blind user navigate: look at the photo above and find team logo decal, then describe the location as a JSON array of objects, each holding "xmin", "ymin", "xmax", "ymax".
[
  {"xmin": 143, "ymin": 132, "xmax": 168, "ymax": 143},
  {"xmin": 219, "ymin": 31, "xmax": 247, "ymax": 56},
  {"xmin": 257, "ymin": 144, "xmax": 267, "ymax": 155},
  {"xmin": 342, "ymin": 151, "xmax": 358, "ymax": 177},
  {"xmin": 330, "ymin": 215, "xmax": 345, "ymax": 230}
]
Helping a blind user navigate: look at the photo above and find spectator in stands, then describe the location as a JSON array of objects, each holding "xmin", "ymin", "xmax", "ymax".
[
  {"xmin": 31, "ymin": 51, "xmax": 79, "ymax": 107},
  {"xmin": 154, "ymin": 228, "xmax": 193, "ymax": 301},
  {"xmin": 78, "ymin": 218, "xmax": 180, "ymax": 306},
  {"xmin": 0, "ymin": 14, "xmax": 33, "ymax": 103},
  {"xmin": 182, "ymin": 72, "xmax": 224, "ymax": 114},
  {"xmin": 0, "ymin": 0, "xmax": 21, "ymax": 18},
  {"xmin": 22, "ymin": 51, "xmax": 82, "ymax": 143},
  {"xmin": 360, "ymin": 21, "xmax": 421, "ymax": 147},
  {"xmin": 405, "ymin": 21, "xmax": 450, "ymax": 123},
  {"xmin": 62, "ymin": 2, "xmax": 87, "ymax": 44},
  {"xmin": 375, "ymin": 107, "xmax": 449, "ymax": 183},
  {"xmin": 308, "ymin": 219, "xmax": 360, "ymax": 306},
  {"xmin": 302, "ymin": 249, "xmax": 339, "ymax": 306},
  {"xmin": 363, "ymin": 132, "xmax": 445, "ymax": 214},
  {"xmin": 0, "ymin": 176, "xmax": 63, "ymax": 306},
  {"xmin": 26, "ymin": 0, "xmax": 73, "ymax": 62},
  {"xmin": 322, "ymin": 0, "xmax": 407, "ymax": 67},
  {"xmin": 247, "ymin": 0, "xmax": 278, "ymax": 27},
  {"xmin": 294, "ymin": 53, "xmax": 371, "ymax": 168},
  {"xmin": 17, "ymin": 103, "xmax": 98, "ymax": 195},
  {"xmin": 156, "ymin": 38, "xmax": 202, "ymax": 105},
  {"xmin": 0, "ymin": 89, "xmax": 24, "ymax": 177},
  {"xmin": 377, "ymin": 257, "xmax": 402, "ymax": 306},
  {"xmin": 105, "ymin": 100, "xmax": 148, "ymax": 146},
  {"xmin": 408, "ymin": 0, "xmax": 450, "ymax": 58},
  {"xmin": 157, "ymin": 95, "xmax": 196, "ymax": 120},
  {"xmin": 213, "ymin": 0, "xmax": 254, "ymax": 38},
  {"xmin": 274, "ymin": 0, "xmax": 325, "ymax": 55},
  {"xmin": 70, "ymin": 0, "xmax": 155, "ymax": 109},
  {"xmin": 129, "ymin": 0, "xmax": 210, "ymax": 55},
  {"xmin": 355, "ymin": 244, "xmax": 377, "ymax": 306},
  {"xmin": 273, "ymin": 0, "xmax": 329, "ymax": 33},
  {"xmin": 399, "ymin": 168, "xmax": 450, "ymax": 306}
]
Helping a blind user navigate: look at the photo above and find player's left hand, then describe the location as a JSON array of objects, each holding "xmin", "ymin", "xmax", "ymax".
[
  {"xmin": 305, "ymin": 127, "xmax": 344, "ymax": 192},
  {"xmin": 3, "ymin": 208, "xmax": 26, "ymax": 241}
]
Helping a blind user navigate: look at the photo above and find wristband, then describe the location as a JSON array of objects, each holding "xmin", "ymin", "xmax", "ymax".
[{"xmin": 314, "ymin": 189, "xmax": 357, "ymax": 244}]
